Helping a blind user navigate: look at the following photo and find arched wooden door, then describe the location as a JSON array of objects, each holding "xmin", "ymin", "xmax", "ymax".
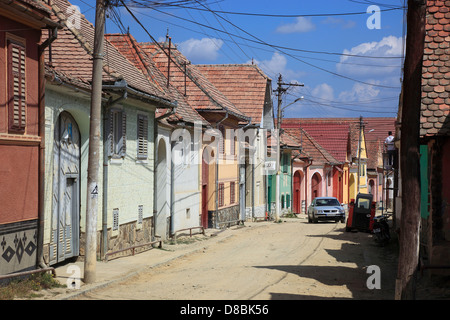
[
  {"xmin": 201, "ymin": 148, "xmax": 209, "ymax": 228},
  {"xmin": 156, "ymin": 139, "xmax": 169, "ymax": 240},
  {"xmin": 50, "ymin": 111, "xmax": 80, "ymax": 265},
  {"xmin": 293, "ymin": 171, "xmax": 302, "ymax": 213},
  {"xmin": 311, "ymin": 172, "xmax": 322, "ymax": 201}
]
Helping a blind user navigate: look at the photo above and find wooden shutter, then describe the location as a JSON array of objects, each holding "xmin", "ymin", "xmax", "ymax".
[
  {"xmin": 219, "ymin": 125, "xmax": 225, "ymax": 155},
  {"xmin": 137, "ymin": 114, "xmax": 148, "ymax": 159},
  {"xmin": 7, "ymin": 40, "xmax": 26, "ymax": 132},
  {"xmin": 119, "ymin": 111, "xmax": 127, "ymax": 157},
  {"xmin": 106, "ymin": 109, "xmax": 114, "ymax": 157}
]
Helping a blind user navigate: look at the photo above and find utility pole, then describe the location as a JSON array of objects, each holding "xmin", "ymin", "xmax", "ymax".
[
  {"xmin": 274, "ymin": 75, "xmax": 303, "ymax": 222},
  {"xmin": 84, "ymin": 0, "xmax": 107, "ymax": 284},
  {"xmin": 357, "ymin": 116, "xmax": 364, "ymax": 194},
  {"xmin": 395, "ymin": 0, "xmax": 426, "ymax": 300}
]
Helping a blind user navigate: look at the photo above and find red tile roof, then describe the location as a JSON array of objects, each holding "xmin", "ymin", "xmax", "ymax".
[
  {"xmin": 283, "ymin": 127, "xmax": 338, "ymax": 165},
  {"xmin": 105, "ymin": 33, "xmax": 208, "ymax": 126},
  {"xmin": 195, "ymin": 64, "xmax": 272, "ymax": 124},
  {"xmin": 44, "ymin": 0, "xmax": 171, "ymax": 103},
  {"xmin": 282, "ymin": 121, "xmax": 349, "ymax": 163},
  {"xmin": 139, "ymin": 41, "xmax": 250, "ymax": 123},
  {"xmin": 420, "ymin": 1, "xmax": 450, "ymax": 137},
  {"xmin": 282, "ymin": 117, "xmax": 396, "ymax": 168}
]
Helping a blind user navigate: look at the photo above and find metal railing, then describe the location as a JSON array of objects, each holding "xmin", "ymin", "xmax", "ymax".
[
  {"xmin": 171, "ymin": 226, "xmax": 205, "ymax": 244},
  {"xmin": 104, "ymin": 238, "xmax": 163, "ymax": 262}
]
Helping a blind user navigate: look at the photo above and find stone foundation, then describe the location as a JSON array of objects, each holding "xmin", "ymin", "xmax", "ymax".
[{"xmin": 209, "ymin": 205, "xmax": 240, "ymax": 228}]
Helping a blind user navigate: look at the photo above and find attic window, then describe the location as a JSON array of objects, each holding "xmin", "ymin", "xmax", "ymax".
[{"xmin": 7, "ymin": 37, "xmax": 27, "ymax": 133}]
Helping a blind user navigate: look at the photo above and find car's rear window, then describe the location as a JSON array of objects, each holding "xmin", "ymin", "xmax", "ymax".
[{"xmin": 316, "ymin": 199, "xmax": 340, "ymax": 206}]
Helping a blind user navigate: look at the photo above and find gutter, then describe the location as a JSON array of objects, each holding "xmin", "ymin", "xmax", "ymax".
[
  {"xmin": 36, "ymin": 26, "xmax": 58, "ymax": 269},
  {"xmin": 102, "ymin": 79, "xmax": 176, "ymax": 110}
]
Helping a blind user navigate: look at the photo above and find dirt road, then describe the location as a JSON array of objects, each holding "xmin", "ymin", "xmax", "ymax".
[{"xmin": 78, "ymin": 217, "xmax": 398, "ymax": 300}]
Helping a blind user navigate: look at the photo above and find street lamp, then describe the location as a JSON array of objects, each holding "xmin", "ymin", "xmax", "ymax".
[{"xmin": 275, "ymin": 96, "xmax": 304, "ymax": 222}]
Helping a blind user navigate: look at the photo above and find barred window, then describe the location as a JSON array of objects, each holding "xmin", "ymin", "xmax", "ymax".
[
  {"xmin": 218, "ymin": 183, "xmax": 224, "ymax": 207},
  {"xmin": 230, "ymin": 181, "xmax": 235, "ymax": 204}
]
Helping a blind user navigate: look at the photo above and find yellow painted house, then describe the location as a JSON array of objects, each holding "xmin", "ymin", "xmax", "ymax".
[{"xmin": 348, "ymin": 117, "xmax": 369, "ymax": 201}]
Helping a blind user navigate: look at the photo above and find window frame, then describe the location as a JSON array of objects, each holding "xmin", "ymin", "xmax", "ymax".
[
  {"xmin": 136, "ymin": 113, "xmax": 149, "ymax": 160},
  {"xmin": 107, "ymin": 107, "xmax": 127, "ymax": 159},
  {"xmin": 6, "ymin": 34, "xmax": 27, "ymax": 133},
  {"xmin": 218, "ymin": 182, "xmax": 225, "ymax": 207}
]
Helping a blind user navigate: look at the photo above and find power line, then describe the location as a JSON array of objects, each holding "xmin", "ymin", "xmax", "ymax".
[
  {"xmin": 125, "ymin": 4, "xmax": 403, "ymax": 60},
  {"xmin": 124, "ymin": 1, "xmax": 403, "ymax": 18},
  {"xmin": 191, "ymin": 1, "xmax": 401, "ymax": 89}
]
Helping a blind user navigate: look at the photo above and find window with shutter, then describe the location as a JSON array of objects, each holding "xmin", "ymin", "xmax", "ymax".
[
  {"xmin": 7, "ymin": 39, "xmax": 26, "ymax": 133},
  {"xmin": 107, "ymin": 108, "xmax": 127, "ymax": 159},
  {"xmin": 137, "ymin": 114, "xmax": 148, "ymax": 159},
  {"xmin": 219, "ymin": 125, "xmax": 225, "ymax": 155}
]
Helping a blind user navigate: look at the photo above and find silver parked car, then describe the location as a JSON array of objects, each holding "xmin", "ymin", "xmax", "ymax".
[{"xmin": 307, "ymin": 197, "xmax": 345, "ymax": 223}]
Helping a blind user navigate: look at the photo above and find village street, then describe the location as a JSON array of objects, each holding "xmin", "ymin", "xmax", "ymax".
[{"xmin": 76, "ymin": 216, "xmax": 398, "ymax": 300}]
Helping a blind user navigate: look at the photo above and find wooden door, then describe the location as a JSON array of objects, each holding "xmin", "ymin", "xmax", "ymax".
[
  {"xmin": 50, "ymin": 112, "xmax": 80, "ymax": 265},
  {"xmin": 293, "ymin": 171, "xmax": 301, "ymax": 213},
  {"xmin": 201, "ymin": 150, "xmax": 209, "ymax": 228}
]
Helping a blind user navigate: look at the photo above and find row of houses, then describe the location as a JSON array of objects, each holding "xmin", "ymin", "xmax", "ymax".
[{"xmin": 0, "ymin": 0, "xmax": 396, "ymax": 276}]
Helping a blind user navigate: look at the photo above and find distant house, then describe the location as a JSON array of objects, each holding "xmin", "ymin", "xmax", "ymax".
[
  {"xmin": 283, "ymin": 126, "xmax": 340, "ymax": 212},
  {"xmin": 266, "ymin": 131, "xmax": 302, "ymax": 216},
  {"xmin": 0, "ymin": 0, "xmax": 58, "ymax": 275},
  {"xmin": 42, "ymin": 0, "xmax": 174, "ymax": 264},
  {"xmin": 282, "ymin": 121, "xmax": 349, "ymax": 205},
  {"xmin": 142, "ymin": 40, "xmax": 250, "ymax": 228},
  {"xmin": 282, "ymin": 117, "xmax": 396, "ymax": 208},
  {"xmin": 196, "ymin": 64, "xmax": 275, "ymax": 221}
]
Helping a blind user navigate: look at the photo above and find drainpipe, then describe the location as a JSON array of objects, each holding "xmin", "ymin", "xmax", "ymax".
[
  {"xmin": 101, "ymin": 88, "xmax": 127, "ymax": 260},
  {"xmin": 37, "ymin": 26, "xmax": 58, "ymax": 269},
  {"xmin": 215, "ymin": 111, "xmax": 228, "ymax": 228}
]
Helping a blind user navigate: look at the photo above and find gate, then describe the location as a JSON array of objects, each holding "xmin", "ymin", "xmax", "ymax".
[{"xmin": 49, "ymin": 112, "xmax": 80, "ymax": 264}]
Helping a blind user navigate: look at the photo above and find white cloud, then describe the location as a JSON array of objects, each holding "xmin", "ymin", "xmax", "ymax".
[
  {"xmin": 337, "ymin": 36, "xmax": 404, "ymax": 76},
  {"xmin": 250, "ymin": 52, "xmax": 306, "ymax": 82},
  {"xmin": 177, "ymin": 38, "xmax": 224, "ymax": 62},
  {"xmin": 311, "ymin": 83, "xmax": 335, "ymax": 101},
  {"xmin": 276, "ymin": 17, "xmax": 316, "ymax": 34},
  {"xmin": 338, "ymin": 82, "xmax": 380, "ymax": 102}
]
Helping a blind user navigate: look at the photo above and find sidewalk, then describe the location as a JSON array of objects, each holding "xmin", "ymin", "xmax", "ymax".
[{"xmin": 43, "ymin": 222, "xmax": 261, "ymax": 300}]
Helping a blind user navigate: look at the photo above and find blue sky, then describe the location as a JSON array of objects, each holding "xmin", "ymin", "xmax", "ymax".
[{"xmin": 70, "ymin": 0, "xmax": 406, "ymax": 119}]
